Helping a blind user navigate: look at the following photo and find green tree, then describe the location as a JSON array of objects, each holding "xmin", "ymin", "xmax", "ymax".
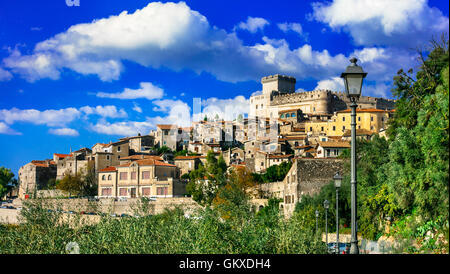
[{"xmin": 0, "ymin": 167, "xmax": 16, "ymax": 200}]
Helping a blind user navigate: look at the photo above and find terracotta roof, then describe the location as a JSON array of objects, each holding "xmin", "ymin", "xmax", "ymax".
[
  {"xmin": 120, "ymin": 155, "xmax": 163, "ymax": 161},
  {"xmin": 99, "ymin": 166, "xmax": 117, "ymax": 172},
  {"xmin": 279, "ymin": 108, "xmax": 301, "ymax": 113},
  {"xmin": 157, "ymin": 124, "xmax": 176, "ymax": 130},
  {"xmin": 93, "ymin": 143, "xmax": 111, "ymax": 149},
  {"xmin": 318, "ymin": 141, "xmax": 350, "ymax": 148},
  {"xmin": 54, "ymin": 153, "xmax": 72, "ymax": 158},
  {"xmin": 279, "ymin": 136, "xmax": 306, "ymax": 141},
  {"xmin": 117, "ymin": 159, "xmax": 177, "ymax": 167},
  {"xmin": 31, "ymin": 160, "xmax": 54, "ymax": 167},
  {"xmin": 337, "ymin": 108, "xmax": 392, "ymax": 113},
  {"xmin": 294, "ymin": 145, "xmax": 311, "ymax": 149},
  {"xmin": 174, "ymin": 156, "xmax": 202, "ymax": 160},
  {"xmin": 268, "ymin": 154, "xmax": 293, "ymax": 159},
  {"xmin": 342, "ymin": 129, "xmax": 375, "ymax": 137}
]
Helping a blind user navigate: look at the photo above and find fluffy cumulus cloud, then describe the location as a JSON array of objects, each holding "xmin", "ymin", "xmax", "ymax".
[
  {"xmin": 79, "ymin": 105, "xmax": 127, "ymax": 118},
  {"xmin": 277, "ymin": 22, "xmax": 303, "ymax": 35},
  {"xmin": 0, "ymin": 122, "xmax": 21, "ymax": 135},
  {"xmin": 311, "ymin": 0, "xmax": 449, "ymax": 47},
  {"xmin": 1, "ymin": 1, "xmax": 409, "ymax": 85},
  {"xmin": 96, "ymin": 82, "xmax": 164, "ymax": 100},
  {"xmin": 315, "ymin": 77, "xmax": 344, "ymax": 91},
  {"xmin": 0, "ymin": 105, "xmax": 128, "ymax": 136},
  {"xmin": 235, "ymin": 17, "xmax": 270, "ymax": 33},
  {"xmin": 0, "ymin": 107, "xmax": 81, "ymax": 127},
  {"xmin": 196, "ymin": 96, "xmax": 250, "ymax": 121},
  {"xmin": 48, "ymin": 127, "xmax": 79, "ymax": 136},
  {"xmin": 0, "ymin": 67, "xmax": 13, "ymax": 81},
  {"xmin": 89, "ymin": 119, "xmax": 152, "ymax": 136}
]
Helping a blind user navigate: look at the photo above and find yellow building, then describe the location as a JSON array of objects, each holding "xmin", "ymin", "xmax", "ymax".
[{"xmin": 327, "ymin": 108, "xmax": 394, "ymax": 137}]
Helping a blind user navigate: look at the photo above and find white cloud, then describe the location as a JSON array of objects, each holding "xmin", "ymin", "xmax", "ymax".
[
  {"xmin": 197, "ymin": 96, "xmax": 250, "ymax": 121},
  {"xmin": 235, "ymin": 17, "xmax": 270, "ymax": 33},
  {"xmin": 48, "ymin": 127, "xmax": 79, "ymax": 136},
  {"xmin": 1, "ymin": 1, "xmax": 422, "ymax": 89},
  {"xmin": 152, "ymin": 99, "xmax": 188, "ymax": 112},
  {"xmin": 277, "ymin": 22, "xmax": 303, "ymax": 35},
  {"xmin": 311, "ymin": 0, "xmax": 449, "ymax": 47},
  {"xmin": 0, "ymin": 122, "xmax": 21, "ymax": 135},
  {"xmin": 0, "ymin": 107, "xmax": 81, "ymax": 127},
  {"xmin": 80, "ymin": 105, "xmax": 127, "ymax": 118},
  {"xmin": 315, "ymin": 77, "xmax": 344, "ymax": 91},
  {"xmin": 132, "ymin": 103, "xmax": 142, "ymax": 113},
  {"xmin": 89, "ymin": 119, "xmax": 155, "ymax": 136},
  {"xmin": 0, "ymin": 67, "xmax": 12, "ymax": 81},
  {"xmin": 96, "ymin": 82, "xmax": 164, "ymax": 100}
]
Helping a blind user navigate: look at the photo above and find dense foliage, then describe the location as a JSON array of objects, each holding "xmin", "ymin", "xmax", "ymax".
[
  {"xmin": 252, "ymin": 161, "xmax": 293, "ymax": 183},
  {"xmin": 294, "ymin": 36, "xmax": 449, "ymax": 253},
  {"xmin": 0, "ymin": 167, "xmax": 17, "ymax": 200},
  {"xmin": 0, "ymin": 191, "xmax": 325, "ymax": 254}
]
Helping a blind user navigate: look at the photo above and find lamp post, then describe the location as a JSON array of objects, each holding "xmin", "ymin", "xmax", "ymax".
[
  {"xmin": 340, "ymin": 57, "xmax": 367, "ymax": 254},
  {"xmin": 315, "ymin": 209, "xmax": 319, "ymax": 232},
  {"xmin": 324, "ymin": 200, "xmax": 330, "ymax": 250},
  {"xmin": 334, "ymin": 172, "xmax": 342, "ymax": 254}
]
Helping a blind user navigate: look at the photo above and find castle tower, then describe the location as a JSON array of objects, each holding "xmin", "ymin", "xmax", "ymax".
[
  {"xmin": 261, "ymin": 74, "xmax": 296, "ymax": 95},
  {"xmin": 250, "ymin": 74, "xmax": 297, "ymax": 119}
]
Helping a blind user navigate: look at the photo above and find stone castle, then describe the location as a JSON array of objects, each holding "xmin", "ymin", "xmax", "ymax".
[{"xmin": 250, "ymin": 74, "xmax": 395, "ymax": 119}]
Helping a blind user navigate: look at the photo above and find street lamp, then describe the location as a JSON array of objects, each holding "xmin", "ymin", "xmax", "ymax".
[
  {"xmin": 334, "ymin": 172, "xmax": 342, "ymax": 254},
  {"xmin": 340, "ymin": 57, "xmax": 367, "ymax": 254},
  {"xmin": 315, "ymin": 209, "xmax": 319, "ymax": 232},
  {"xmin": 323, "ymin": 200, "xmax": 330, "ymax": 250}
]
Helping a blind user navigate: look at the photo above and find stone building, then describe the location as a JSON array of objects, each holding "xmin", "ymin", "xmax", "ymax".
[
  {"xmin": 155, "ymin": 124, "xmax": 180, "ymax": 151},
  {"xmin": 54, "ymin": 148, "xmax": 93, "ymax": 180},
  {"xmin": 280, "ymin": 158, "xmax": 346, "ymax": 218},
  {"xmin": 18, "ymin": 160, "xmax": 57, "ymax": 198},
  {"xmin": 316, "ymin": 141, "xmax": 351, "ymax": 158},
  {"xmin": 119, "ymin": 134, "xmax": 155, "ymax": 154},
  {"xmin": 174, "ymin": 156, "xmax": 202, "ymax": 176}
]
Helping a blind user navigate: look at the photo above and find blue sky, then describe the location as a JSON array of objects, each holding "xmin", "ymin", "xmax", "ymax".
[{"xmin": 0, "ymin": 0, "xmax": 448, "ymax": 176}]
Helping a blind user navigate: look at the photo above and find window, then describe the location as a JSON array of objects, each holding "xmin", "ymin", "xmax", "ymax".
[
  {"xmin": 101, "ymin": 188, "xmax": 112, "ymax": 196},
  {"xmin": 358, "ymin": 117, "xmax": 361, "ymax": 121},
  {"xmin": 333, "ymin": 126, "xmax": 336, "ymax": 131},
  {"xmin": 142, "ymin": 171, "xmax": 150, "ymax": 179},
  {"xmin": 164, "ymin": 131, "xmax": 168, "ymax": 135},
  {"xmin": 342, "ymin": 126, "xmax": 345, "ymax": 131},
  {"xmin": 119, "ymin": 188, "xmax": 127, "ymax": 196},
  {"xmin": 310, "ymin": 127, "xmax": 313, "ymax": 131},
  {"xmin": 313, "ymin": 107, "xmax": 316, "ymax": 112},
  {"xmin": 102, "ymin": 175, "xmax": 106, "ymax": 180},
  {"xmin": 106, "ymin": 155, "xmax": 110, "ymax": 160},
  {"xmin": 157, "ymin": 187, "xmax": 168, "ymax": 196},
  {"xmin": 108, "ymin": 175, "xmax": 111, "ymax": 180},
  {"xmin": 286, "ymin": 113, "xmax": 290, "ymax": 118},
  {"xmin": 371, "ymin": 116, "xmax": 374, "ymax": 121},
  {"xmin": 131, "ymin": 172, "xmax": 137, "ymax": 180},
  {"xmin": 327, "ymin": 149, "xmax": 331, "ymax": 157},
  {"xmin": 119, "ymin": 172, "xmax": 127, "ymax": 180},
  {"xmin": 142, "ymin": 187, "xmax": 151, "ymax": 196},
  {"xmin": 117, "ymin": 146, "xmax": 121, "ymax": 152},
  {"xmin": 321, "ymin": 127, "xmax": 324, "ymax": 131},
  {"xmin": 343, "ymin": 117, "xmax": 345, "ymax": 121}
]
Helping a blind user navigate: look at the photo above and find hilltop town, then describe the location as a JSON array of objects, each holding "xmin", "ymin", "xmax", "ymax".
[{"xmin": 17, "ymin": 74, "xmax": 395, "ymax": 217}]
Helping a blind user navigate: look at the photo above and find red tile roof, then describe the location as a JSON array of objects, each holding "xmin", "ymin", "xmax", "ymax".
[
  {"xmin": 120, "ymin": 155, "xmax": 163, "ymax": 161},
  {"xmin": 174, "ymin": 156, "xmax": 202, "ymax": 160},
  {"xmin": 318, "ymin": 141, "xmax": 350, "ymax": 148},
  {"xmin": 117, "ymin": 159, "xmax": 177, "ymax": 167},
  {"xmin": 337, "ymin": 108, "xmax": 393, "ymax": 113},
  {"xmin": 99, "ymin": 166, "xmax": 117, "ymax": 172},
  {"xmin": 54, "ymin": 153, "xmax": 72, "ymax": 158},
  {"xmin": 157, "ymin": 124, "xmax": 176, "ymax": 130}
]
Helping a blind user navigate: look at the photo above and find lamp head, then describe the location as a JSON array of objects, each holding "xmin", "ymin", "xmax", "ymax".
[{"xmin": 340, "ymin": 57, "xmax": 367, "ymax": 99}]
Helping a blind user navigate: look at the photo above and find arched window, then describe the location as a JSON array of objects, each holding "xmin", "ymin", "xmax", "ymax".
[
  {"xmin": 286, "ymin": 113, "xmax": 290, "ymax": 118},
  {"xmin": 102, "ymin": 175, "xmax": 106, "ymax": 180},
  {"xmin": 108, "ymin": 175, "xmax": 112, "ymax": 180}
]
